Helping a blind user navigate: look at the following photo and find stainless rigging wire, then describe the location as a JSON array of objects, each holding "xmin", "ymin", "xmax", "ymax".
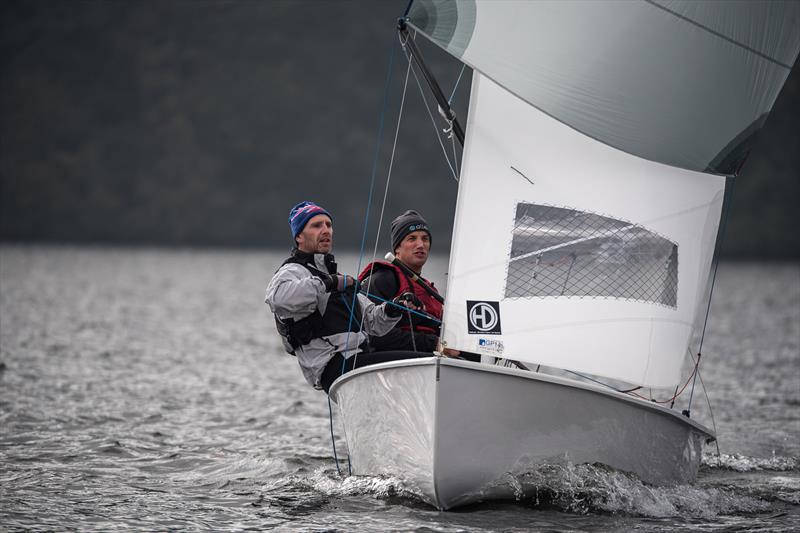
[
  {"xmin": 401, "ymin": 31, "xmax": 460, "ymax": 182},
  {"xmin": 691, "ymin": 351, "xmax": 722, "ymax": 457}
]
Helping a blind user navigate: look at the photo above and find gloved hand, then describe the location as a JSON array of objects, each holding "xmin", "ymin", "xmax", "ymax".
[
  {"xmin": 386, "ymin": 292, "xmax": 423, "ymax": 318},
  {"xmin": 322, "ymin": 273, "xmax": 359, "ymax": 293}
]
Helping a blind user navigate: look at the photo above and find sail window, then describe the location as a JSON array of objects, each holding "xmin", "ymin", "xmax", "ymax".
[{"xmin": 505, "ymin": 203, "xmax": 678, "ymax": 307}]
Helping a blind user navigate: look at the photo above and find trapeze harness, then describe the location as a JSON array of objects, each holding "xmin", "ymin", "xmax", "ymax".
[
  {"xmin": 358, "ymin": 261, "xmax": 442, "ymax": 334},
  {"xmin": 274, "ymin": 251, "xmax": 362, "ymax": 355}
]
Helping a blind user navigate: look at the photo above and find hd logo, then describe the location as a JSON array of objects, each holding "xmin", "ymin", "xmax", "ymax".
[{"xmin": 466, "ymin": 300, "xmax": 502, "ymax": 335}]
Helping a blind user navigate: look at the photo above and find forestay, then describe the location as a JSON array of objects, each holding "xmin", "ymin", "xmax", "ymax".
[{"xmin": 406, "ymin": 1, "xmax": 800, "ymax": 388}]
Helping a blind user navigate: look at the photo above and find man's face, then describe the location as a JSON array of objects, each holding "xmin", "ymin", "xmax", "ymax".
[
  {"xmin": 296, "ymin": 214, "xmax": 333, "ymax": 254},
  {"xmin": 395, "ymin": 230, "xmax": 430, "ymax": 273}
]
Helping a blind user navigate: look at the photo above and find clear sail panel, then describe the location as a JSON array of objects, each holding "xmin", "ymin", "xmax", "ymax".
[{"xmin": 506, "ymin": 203, "xmax": 678, "ymax": 308}]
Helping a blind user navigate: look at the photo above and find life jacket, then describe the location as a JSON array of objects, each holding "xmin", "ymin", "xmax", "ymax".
[
  {"xmin": 358, "ymin": 261, "xmax": 442, "ymax": 335},
  {"xmin": 275, "ymin": 249, "xmax": 363, "ymax": 355}
]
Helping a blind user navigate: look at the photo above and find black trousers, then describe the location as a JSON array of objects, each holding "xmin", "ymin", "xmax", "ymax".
[{"xmin": 320, "ymin": 350, "xmax": 430, "ymax": 393}]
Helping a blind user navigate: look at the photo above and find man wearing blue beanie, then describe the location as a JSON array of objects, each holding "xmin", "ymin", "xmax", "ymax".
[
  {"xmin": 265, "ymin": 201, "xmax": 428, "ymax": 393},
  {"xmin": 288, "ymin": 201, "xmax": 334, "ymax": 252}
]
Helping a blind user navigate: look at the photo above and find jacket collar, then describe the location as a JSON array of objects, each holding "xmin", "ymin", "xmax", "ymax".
[{"xmin": 290, "ymin": 248, "xmax": 337, "ymax": 274}]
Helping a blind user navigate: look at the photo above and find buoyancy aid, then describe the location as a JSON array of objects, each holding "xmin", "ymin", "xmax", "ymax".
[
  {"xmin": 275, "ymin": 249, "xmax": 363, "ymax": 355},
  {"xmin": 358, "ymin": 261, "xmax": 442, "ymax": 335}
]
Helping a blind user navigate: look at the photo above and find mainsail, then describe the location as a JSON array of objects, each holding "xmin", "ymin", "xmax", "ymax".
[{"xmin": 407, "ymin": 0, "xmax": 800, "ymax": 388}]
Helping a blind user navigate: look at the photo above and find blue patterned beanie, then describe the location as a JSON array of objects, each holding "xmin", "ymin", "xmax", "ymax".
[{"xmin": 288, "ymin": 201, "xmax": 332, "ymax": 239}]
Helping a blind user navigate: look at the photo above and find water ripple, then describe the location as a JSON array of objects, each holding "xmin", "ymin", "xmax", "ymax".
[{"xmin": 1, "ymin": 247, "xmax": 798, "ymax": 531}]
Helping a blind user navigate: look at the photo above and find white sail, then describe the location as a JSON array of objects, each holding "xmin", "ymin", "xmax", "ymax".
[
  {"xmin": 442, "ymin": 72, "xmax": 725, "ymax": 387},
  {"xmin": 407, "ymin": 0, "xmax": 800, "ymax": 388},
  {"xmin": 325, "ymin": 1, "xmax": 799, "ymax": 508},
  {"xmin": 408, "ymin": 0, "xmax": 800, "ymax": 175}
]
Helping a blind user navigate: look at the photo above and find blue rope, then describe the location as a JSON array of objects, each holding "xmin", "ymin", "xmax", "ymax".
[
  {"xmin": 329, "ymin": 34, "xmax": 397, "ymax": 478},
  {"xmin": 687, "ymin": 176, "xmax": 736, "ymax": 414},
  {"xmin": 341, "ymin": 36, "xmax": 397, "ymax": 377},
  {"xmin": 340, "ymin": 291, "xmax": 355, "ymax": 315},
  {"xmin": 359, "ymin": 289, "xmax": 442, "ymax": 323},
  {"xmin": 448, "ymin": 64, "xmax": 467, "ymax": 105}
]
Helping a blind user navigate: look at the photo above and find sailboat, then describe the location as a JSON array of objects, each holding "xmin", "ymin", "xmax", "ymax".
[{"xmin": 329, "ymin": 0, "xmax": 800, "ymax": 510}]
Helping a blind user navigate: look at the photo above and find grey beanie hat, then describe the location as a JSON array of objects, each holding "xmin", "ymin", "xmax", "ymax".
[{"xmin": 390, "ymin": 210, "xmax": 431, "ymax": 252}]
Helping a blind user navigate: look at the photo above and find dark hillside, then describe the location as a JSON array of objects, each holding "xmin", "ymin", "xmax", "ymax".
[{"xmin": 1, "ymin": 1, "xmax": 797, "ymax": 257}]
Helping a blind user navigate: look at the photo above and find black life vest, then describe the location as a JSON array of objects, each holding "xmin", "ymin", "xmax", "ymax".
[
  {"xmin": 275, "ymin": 249, "xmax": 363, "ymax": 355},
  {"xmin": 358, "ymin": 261, "xmax": 443, "ymax": 335}
]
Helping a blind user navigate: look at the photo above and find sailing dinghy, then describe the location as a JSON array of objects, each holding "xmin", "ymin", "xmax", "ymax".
[{"xmin": 330, "ymin": 0, "xmax": 800, "ymax": 510}]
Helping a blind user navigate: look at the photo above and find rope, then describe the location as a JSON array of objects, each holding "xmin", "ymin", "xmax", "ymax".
[
  {"xmin": 327, "ymin": 396, "xmax": 341, "ymax": 475},
  {"xmin": 331, "ymin": 34, "xmax": 397, "ymax": 477},
  {"xmin": 563, "ymin": 353, "xmax": 706, "ymax": 402},
  {"xmin": 669, "ymin": 383, "xmax": 680, "ymax": 409},
  {"xmin": 693, "ymin": 351, "xmax": 722, "ymax": 456},
  {"xmin": 341, "ymin": 35, "xmax": 397, "ymax": 375},
  {"xmin": 357, "ymin": 44, "xmax": 423, "ymax": 356},
  {"xmin": 630, "ymin": 365, "xmax": 697, "ymax": 404},
  {"xmin": 401, "ymin": 31, "xmax": 459, "ymax": 182},
  {"xmin": 687, "ymin": 176, "xmax": 736, "ymax": 415},
  {"xmin": 448, "ymin": 63, "xmax": 467, "ymax": 105},
  {"xmin": 446, "ymin": 59, "xmax": 466, "ymax": 179},
  {"xmin": 359, "ymin": 289, "xmax": 442, "ymax": 323},
  {"xmin": 407, "ymin": 312, "xmax": 418, "ymax": 352},
  {"xmin": 447, "ymin": 59, "xmax": 466, "ymax": 180},
  {"xmin": 340, "ymin": 292, "xmax": 355, "ymax": 315},
  {"xmin": 362, "ymin": 47, "xmax": 413, "ymax": 303},
  {"xmin": 351, "ymin": 39, "xmax": 415, "ymax": 368},
  {"xmin": 563, "ymin": 369, "xmax": 641, "ymax": 394}
]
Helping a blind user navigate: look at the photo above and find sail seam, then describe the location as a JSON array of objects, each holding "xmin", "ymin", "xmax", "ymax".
[{"xmin": 644, "ymin": 0, "xmax": 793, "ymax": 69}]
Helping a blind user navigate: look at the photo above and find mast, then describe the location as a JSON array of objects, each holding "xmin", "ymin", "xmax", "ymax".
[{"xmin": 397, "ymin": 17, "xmax": 465, "ymax": 146}]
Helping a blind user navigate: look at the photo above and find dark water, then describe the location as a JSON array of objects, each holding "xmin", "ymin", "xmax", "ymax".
[{"xmin": 1, "ymin": 245, "xmax": 798, "ymax": 531}]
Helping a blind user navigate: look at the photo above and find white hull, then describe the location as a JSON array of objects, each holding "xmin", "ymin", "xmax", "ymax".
[{"xmin": 329, "ymin": 357, "xmax": 714, "ymax": 510}]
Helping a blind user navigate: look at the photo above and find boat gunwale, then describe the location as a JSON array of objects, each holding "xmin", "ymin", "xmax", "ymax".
[{"xmin": 328, "ymin": 356, "xmax": 715, "ymax": 439}]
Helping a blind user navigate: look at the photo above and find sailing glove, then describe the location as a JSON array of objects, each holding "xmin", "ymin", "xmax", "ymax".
[
  {"xmin": 386, "ymin": 292, "xmax": 423, "ymax": 318},
  {"xmin": 322, "ymin": 273, "xmax": 358, "ymax": 293}
]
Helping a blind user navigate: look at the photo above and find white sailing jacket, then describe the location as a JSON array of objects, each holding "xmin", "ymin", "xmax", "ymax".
[{"xmin": 265, "ymin": 252, "xmax": 400, "ymax": 388}]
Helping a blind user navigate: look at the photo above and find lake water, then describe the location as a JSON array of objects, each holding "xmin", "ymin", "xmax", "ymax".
[{"xmin": 1, "ymin": 245, "xmax": 798, "ymax": 531}]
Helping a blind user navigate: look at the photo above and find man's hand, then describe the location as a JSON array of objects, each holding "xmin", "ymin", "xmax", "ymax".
[
  {"xmin": 323, "ymin": 273, "xmax": 359, "ymax": 293},
  {"xmin": 395, "ymin": 292, "xmax": 422, "ymax": 311},
  {"xmin": 386, "ymin": 292, "xmax": 422, "ymax": 317}
]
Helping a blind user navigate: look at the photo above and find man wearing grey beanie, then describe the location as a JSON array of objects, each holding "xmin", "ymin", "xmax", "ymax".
[{"xmin": 359, "ymin": 211, "xmax": 479, "ymax": 361}]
